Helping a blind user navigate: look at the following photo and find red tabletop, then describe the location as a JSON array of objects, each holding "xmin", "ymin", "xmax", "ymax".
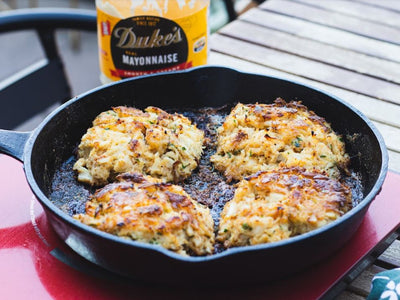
[{"xmin": 1, "ymin": 154, "xmax": 399, "ymax": 299}]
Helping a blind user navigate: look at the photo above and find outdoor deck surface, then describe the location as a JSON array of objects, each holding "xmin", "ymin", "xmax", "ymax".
[{"xmin": 1, "ymin": 0, "xmax": 399, "ymax": 299}]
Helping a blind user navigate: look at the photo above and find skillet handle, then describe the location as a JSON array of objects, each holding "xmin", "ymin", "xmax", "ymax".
[{"xmin": 0, "ymin": 129, "xmax": 31, "ymax": 162}]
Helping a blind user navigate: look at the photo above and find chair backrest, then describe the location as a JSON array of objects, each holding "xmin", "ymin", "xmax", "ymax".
[{"xmin": 0, "ymin": 8, "xmax": 96, "ymax": 129}]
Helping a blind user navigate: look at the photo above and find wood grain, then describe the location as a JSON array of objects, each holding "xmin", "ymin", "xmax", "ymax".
[
  {"xmin": 290, "ymin": 0, "xmax": 400, "ymax": 28},
  {"xmin": 336, "ymin": 291, "xmax": 366, "ymax": 300},
  {"xmin": 239, "ymin": 8, "xmax": 400, "ymax": 63},
  {"xmin": 260, "ymin": 0, "xmax": 400, "ymax": 44},
  {"xmin": 219, "ymin": 20, "xmax": 400, "ymax": 85},
  {"xmin": 373, "ymin": 122, "xmax": 400, "ymax": 153},
  {"xmin": 378, "ymin": 240, "xmax": 400, "ymax": 267},
  {"xmin": 211, "ymin": 34, "xmax": 400, "ymax": 105},
  {"xmin": 388, "ymin": 151, "xmax": 400, "ymax": 172},
  {"xmin": 346, "ymin": 265, "xmax": 386, "ymax": 297},
  {"xmin": 354, "ymin": 0, "xmax": 400, "ymax": 11}
]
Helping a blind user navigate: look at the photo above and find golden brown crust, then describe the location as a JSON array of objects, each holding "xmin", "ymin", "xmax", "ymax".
[
  {"xmin": 210, "ymin": 99, "xmax": 349, "ymax": 181},
  {"xmin": 72, "ymin": 100, "xmax": 354, "ymax": 255},
  {"xmin": 217, "ymin": 167, "xmax": 352, "ymax": 248},
  {"xmin": 73, "ymin": 106, "xmax": 204, "ymax": 186},
  {"xmin": 74, "ymin": 173, "xmax": 215, "ymax": 256}
]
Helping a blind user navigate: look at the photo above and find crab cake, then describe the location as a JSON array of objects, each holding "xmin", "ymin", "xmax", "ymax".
[
  {"xmin": 73, "ymin": 106, "xmax": 204, "ymax": 186},
  {"xmin": 217, "ymin": 167, "xmax": 352, "ymax": 248},
  {"xmin": 74, "ymin": 173, "xmax": 214, "ymax": 256},
  {"xmin": 210, "ymin": 99, "xmax": 349, "ymax": 181}
]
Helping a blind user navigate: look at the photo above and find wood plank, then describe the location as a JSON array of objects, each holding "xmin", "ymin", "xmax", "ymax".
[
  {"xmin": 211, "ymin": 34, "xmax": 400, "ymax": 105},
  {"xmin": 378, "ymin": 239, "xmax": 400, "ymax": 267},
  {"xmin": 209, "ymin": 52, "xmax": 400, "ymax": 129},
  {"xmin": 260, "ymin": 0, "xmax": 400, "ymax": 44},
  {"xmin": 346, "ymin": 265, "xmax": 387, "ymax": 297},
  {"xmin": 388, "ymin": 150, "xmax": 400, "ymax": 173},
  {"xmin": 292, "ymin": 0, "xmax": 400, "ymax": 28},
  {"xmin": 354, "ymin": 0, "xmax": 400, "ymax": 11},
  {"xmin": 373, "ymin": 122, "xmax": 400, "ymax": 153},
  {"xmin": 219, "ymin": 20, "xmax": 400, "ymax": 85},
  {"xmin": 239, "ymin": 8, "xmax": 400, "ymax": 63},
  {"xmin": 336, "ymin": 290, "xmax": 366, "ymax": 300}
]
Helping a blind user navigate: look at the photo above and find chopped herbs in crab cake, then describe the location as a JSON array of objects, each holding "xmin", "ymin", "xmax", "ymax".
[
  {"xmin": 217, "ymin": 167, "xmax": 352, "ymax": 248},
  {"xmin": 210, "ymin": 99, "xmax": 349, "ymax": 181},
  {"xmin": 69, "ymin": 99, "xmax": 357, "ymax": 256},
  {"xmin": 73, "ymin": 106, "xmax": 204, "ymax": 186},
  {"xmin": 74, "ymin": 173, "xmax": 215, "ymax": 256}
]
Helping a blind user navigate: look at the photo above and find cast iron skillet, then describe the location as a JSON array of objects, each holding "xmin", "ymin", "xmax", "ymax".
[{"xmin": 0, "ymin": 66, "xmax": 388, "ymax": 284}]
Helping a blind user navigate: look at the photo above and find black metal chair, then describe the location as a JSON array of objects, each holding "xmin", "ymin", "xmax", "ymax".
[
  {"xmin": 222, "ymin": 0, "xmax": 237, "ymax": 22},
  {"xmin": 222, "ymin": 0, "xmax": 266, "ymax": 21},
  {"xmin": 0, "ymin": 8, "xmax": 96, "ymax": 129},
  {"xmin": 0, "ymin": 3, "xmax": 265, "ymax": 129}
]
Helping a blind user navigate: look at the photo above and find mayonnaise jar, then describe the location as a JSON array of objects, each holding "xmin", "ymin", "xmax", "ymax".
[{"xmin": 96, "ymin": 0, "xmax": 210, "ymax": 83}]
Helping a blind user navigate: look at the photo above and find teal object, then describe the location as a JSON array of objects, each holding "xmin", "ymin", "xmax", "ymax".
[
  {"xmin": 368, "ymin": 268, "xmax": 400, "ymax": 300},
  {"xmin": 209, "ymin": 0, "xmax": 230, "ymax": 32}
]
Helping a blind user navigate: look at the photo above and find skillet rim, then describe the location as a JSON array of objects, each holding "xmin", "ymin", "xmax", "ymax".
[{"xmin": 23, "ymin": 65, "xmax": 389, "ymax": 263}]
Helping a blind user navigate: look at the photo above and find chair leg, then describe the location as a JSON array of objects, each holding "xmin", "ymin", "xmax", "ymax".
[
  {"xmin": 238, "ymin": 0, "xmax": 262, "ymax": 15},
  {"xmin": 222, "ymin": 0, "xmax": 237, "ymax": 22},
  {"xmin": 29, "ymin": 0, "xmax": 38, "ymax": 8},
  {"xmin": 9, "ymin": 0, "xmax": 16, "ymax": 9},
  {"xmin": 69, "ymin": 0, "xmax": 81, "ymax": 51}
]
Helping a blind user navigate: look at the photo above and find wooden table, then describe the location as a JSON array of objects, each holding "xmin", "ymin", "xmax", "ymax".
[
  {"xmin": 209, "ymin": 0, "xmax": 400, "ymax": 298},
  {"xmin": 1, "ymin": 1, "xmax": 399, "ymax": 298}
]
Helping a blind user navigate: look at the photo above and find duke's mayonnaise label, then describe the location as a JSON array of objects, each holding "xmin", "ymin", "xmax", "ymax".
[{"xmin": 96, "ymin": 0, "xmax": 209, "ymax": 83}]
